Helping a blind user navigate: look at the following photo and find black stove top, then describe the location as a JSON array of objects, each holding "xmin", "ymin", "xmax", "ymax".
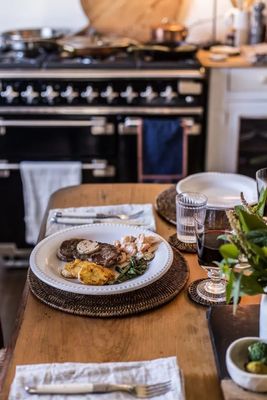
[{"xmin": 0, "ymin": 46, "xmax": 201, "ymax": 70}]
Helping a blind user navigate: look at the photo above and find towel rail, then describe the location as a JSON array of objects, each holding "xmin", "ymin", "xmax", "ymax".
[{"xmin": 0, "ymin": 160, "xmax": 107, "ymax": 171}]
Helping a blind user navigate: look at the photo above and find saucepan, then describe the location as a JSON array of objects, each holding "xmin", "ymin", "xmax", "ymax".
[
  {"xmin": 150, "ymin": 18, "xmax": 188, "ymax": 45},
  {"xmin": 0, "ymin": 27, "xmax": 70, "ymax": 52}
]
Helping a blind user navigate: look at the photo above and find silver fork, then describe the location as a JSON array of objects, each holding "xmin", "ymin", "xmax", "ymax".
[
  {"xmin": 25, "ymin": 381, "xmax": 172, "ymax": 398},
  {"xmin": 53, "ymin": 210, "xmax": 144, "ymax": 221}
]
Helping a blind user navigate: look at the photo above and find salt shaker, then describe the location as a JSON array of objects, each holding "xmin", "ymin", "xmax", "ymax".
[{"xmin": 250, "ymin": 1, "xmax": 266, "ymax": 44}]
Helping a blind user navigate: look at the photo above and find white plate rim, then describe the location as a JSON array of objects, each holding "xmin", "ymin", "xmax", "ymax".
[
  {"xmin": 176, "ymin": 172, "xmax": 258, "ymax": 209},
  {"xmin": 30, "ymin": 223, "xmax": 173, "ymax": 295}
]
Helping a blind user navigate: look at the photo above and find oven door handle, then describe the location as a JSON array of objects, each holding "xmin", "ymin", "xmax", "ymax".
[
  {"xmin": 0, "ymin": 119, "xmax": 107, "ymax": 127},
  {"xmin": 0, "ymin": 160, "xmax": 108, "ymax": 173}
]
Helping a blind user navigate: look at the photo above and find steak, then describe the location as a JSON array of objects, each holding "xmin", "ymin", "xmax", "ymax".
[
  {"xmin": 57, "ymin": 238, "xmax": 85, "ymax": 262},
  {"xmin": 57, "ymin": 238, "xmax": 119, "ymax": 267},
  {"xmin": 86, "ymin": 243, "xmax": 119, "ymax": 267}
]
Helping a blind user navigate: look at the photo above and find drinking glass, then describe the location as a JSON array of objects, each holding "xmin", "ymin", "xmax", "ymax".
[
  {"xmin": 195, "ymin": 210, "xmax": 229, "ymax": 302},
  {"xmin": 176, "ymin": 192, "xmax": 207, "ymax": 243},
  {"xmin": 256, "ymin": 167, "xmax": 267, "ymax": 215}
]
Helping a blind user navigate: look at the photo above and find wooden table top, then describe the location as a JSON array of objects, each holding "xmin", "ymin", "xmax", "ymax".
[{"xmin": 0, "ymin": 183, "xmax": 259, "ymax": 400}]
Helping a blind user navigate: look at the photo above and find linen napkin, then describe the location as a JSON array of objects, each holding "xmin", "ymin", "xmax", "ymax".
[
  {"xmin": 9, "ymin": 357, "xmax": 185, "ymax": 400},
  {"xmin": 45, "ymin": 204, "xmax": 156, "ymax": 237},
  {"xmin": 20, "ymin": 161, "xmax": 82, "ymax": 245}
]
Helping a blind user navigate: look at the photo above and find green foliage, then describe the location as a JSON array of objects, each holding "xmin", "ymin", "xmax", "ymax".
[
  {"xmin": 219, "ymin": 189, "xmax": 267, "ymax": 308},
  {"xmin": 248, "ymin": 342, "xmax": 267, "ymax": 362}
]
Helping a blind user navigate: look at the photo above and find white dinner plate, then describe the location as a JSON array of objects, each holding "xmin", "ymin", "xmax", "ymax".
[
  {"xmin": 30, "ymin": 223, "xmax": 173, "ymax": 295},
  {"xmin": 176, "ymin": 172, "xmax": 257, "ymax": 209}
]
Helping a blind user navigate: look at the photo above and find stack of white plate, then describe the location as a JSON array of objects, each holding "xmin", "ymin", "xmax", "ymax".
[{"xmin": 176, "ymin": 172, "xmax": 258, "ymax": 209}]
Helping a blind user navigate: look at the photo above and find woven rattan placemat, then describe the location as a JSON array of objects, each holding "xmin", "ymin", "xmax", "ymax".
[
  {"xmin": 155, "ymin": 185, "xmax": 176, "ymax": 225},
  {"xmin": 28, "ymin": 249, "xmax": 189, "ymax": 318}
]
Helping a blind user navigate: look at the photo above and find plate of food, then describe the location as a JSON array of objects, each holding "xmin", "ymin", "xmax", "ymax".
[
  {"xmin": 176, "ymin": 172, "xmax": 258, "ymax": 209},
  {"xmin": 30, "ymin": 223, "xmax": 173, "ymax": 295}
]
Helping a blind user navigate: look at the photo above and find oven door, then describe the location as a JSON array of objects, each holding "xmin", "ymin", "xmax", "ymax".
[
  {"xmin": 0, "ymin": 116, "xmax": 121, "ymax": 260},
  {"xmin": 118, "ymin": 115, "xmax": 204, "ymax": 182}
]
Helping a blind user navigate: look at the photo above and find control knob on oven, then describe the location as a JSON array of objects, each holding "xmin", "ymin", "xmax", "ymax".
[
  {"xmin": 0, "ymin": 85, "xmax": 19, "ymax": 103},
  {"xmin": 61, "ymin": 85, "xmax": 79, "ymax": 104},
  {"xmin": 41, "ymin": 85, "xmax": 59, "ymax": 104},
  {"xmin": 100, "ymin": 85, "xmax": 119, "ymax": 104},
  {"xmin": 160, "ymin": 85, "xmax": 177, "ymax": 102},
  {"xmin": 140, "ymin": 86, "xmax": 158, "ymax": 103},
  {"xmin": 81, "ymin": 85, "xmax": 99, "ymax": 103},
  {"xmin": 21, "ymin": 85, "xmax": 39, "ymax": 104},
  {"xmin": 120, "ymin": 86, "xmax": 138, "ymax": 103}
]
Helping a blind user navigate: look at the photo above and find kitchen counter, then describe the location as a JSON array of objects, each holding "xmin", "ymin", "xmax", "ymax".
[{"xmin": 197, "ymin": 49, "xmax": 252, "ymax": 68}]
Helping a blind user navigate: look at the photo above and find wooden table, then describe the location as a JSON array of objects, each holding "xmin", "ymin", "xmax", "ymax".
[{"xmin": 0, "ymin": 184, "xmax": 259, "ymax": 400}]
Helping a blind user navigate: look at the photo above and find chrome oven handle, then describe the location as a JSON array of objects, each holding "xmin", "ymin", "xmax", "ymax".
[
  {"xmin": 0, "ymin": 160, "xmax": 108, "ymax": 175},
  {"xmin": 0, "ymin": 119, "xmax": 107, "ymax": 127}
]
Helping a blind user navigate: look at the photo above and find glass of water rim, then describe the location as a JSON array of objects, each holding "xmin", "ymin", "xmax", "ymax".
[{"xmin": 176, "ymin": 192, "xmax": 207, "ymax": 243}]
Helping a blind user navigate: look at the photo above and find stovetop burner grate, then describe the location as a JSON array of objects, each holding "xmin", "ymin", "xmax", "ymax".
[{"xmin": 0, "ymin": 46, "xmax": 200, "ymax": 70}]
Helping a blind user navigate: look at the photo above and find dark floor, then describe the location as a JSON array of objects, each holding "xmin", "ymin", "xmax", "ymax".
[{"xmin": 0, "ymin": 267, "xmax": 27, "ymax": 347}]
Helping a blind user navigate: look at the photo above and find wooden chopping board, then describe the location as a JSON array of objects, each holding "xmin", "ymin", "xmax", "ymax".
[{"xmin": 80, "ymin": 0, "xmax": 184, "ymax": 42}]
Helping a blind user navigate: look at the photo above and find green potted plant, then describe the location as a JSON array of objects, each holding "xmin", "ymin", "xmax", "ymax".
[{"xmin": 219, "ymin": 189, "xmax": 267, "ymax": 339}]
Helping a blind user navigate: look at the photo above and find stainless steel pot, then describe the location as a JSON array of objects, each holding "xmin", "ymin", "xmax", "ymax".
[
  {"xmin": 151, "ymin": 19, "xmax": 188, "ymax": 44},
  {"xmin": 0, "ymin": 27, "xmax": 70, "ymax": 51}
]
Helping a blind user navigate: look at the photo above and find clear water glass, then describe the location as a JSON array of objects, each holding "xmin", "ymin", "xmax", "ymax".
[{"xmin": 176, "ymin": 192, "xmax": 207, "ymax": 243}]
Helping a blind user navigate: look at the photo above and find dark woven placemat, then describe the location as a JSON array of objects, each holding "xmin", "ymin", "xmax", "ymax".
[
  {"xmin": 168, "ymin": 233, "xmax": 196, "ymax": 253},
  {"xmin": 28, "ymin": 249, "xmax": 189, "ymax": 318},
  {"xmin": 188, "ymin": 279, "xmax": 228, "ymax": 307},
  {"xmin": 155, "ymin": 185, "xmax": 176, "ymax": 225}
]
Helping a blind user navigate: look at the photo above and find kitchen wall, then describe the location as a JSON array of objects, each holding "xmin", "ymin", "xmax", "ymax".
[{"xmin": 0, "ymin": 0, "xmax": 251, "ymax": 43}]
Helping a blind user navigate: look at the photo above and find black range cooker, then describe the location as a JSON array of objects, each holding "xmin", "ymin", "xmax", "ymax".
[{"xmin": 0, "ymin": 44, "xmax": 207, "ymax": 262}]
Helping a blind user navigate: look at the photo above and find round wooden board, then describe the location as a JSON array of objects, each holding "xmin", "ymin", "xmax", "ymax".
[{"xmin": 80, "ymin": 0, "xmax": 184, "ymax": 42}]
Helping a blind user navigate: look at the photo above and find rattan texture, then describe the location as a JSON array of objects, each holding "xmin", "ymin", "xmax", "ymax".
[
  {"xmin": 168, "ymin": 233, "xmax": 196, "ymax": 253},
  {"xmin": 155, "ymin": 185, "xmax": 176, "ymax": 225},
  {"xmin": 187, "ymin": 279, "xmax": 229, "ymax": 307},
  {"xmin": 28, "ymin": 249, "xmax": 189, "ymax": 318}
]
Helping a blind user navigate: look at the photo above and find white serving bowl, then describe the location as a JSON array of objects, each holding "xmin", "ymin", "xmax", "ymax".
[{"xmin": 226, "ymin": 337, "xmax": 267, "ymax": 393}]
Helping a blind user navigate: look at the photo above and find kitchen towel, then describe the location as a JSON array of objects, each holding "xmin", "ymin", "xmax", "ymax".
[
  {"xmin": 20, "ymin": 162, "xmax": 82, "ymax": 245},
  {"xmin": 139, "ymin": 118, "xmax": 186, "ymax": 182},
  {"xmin": 8, "ymin": 356, "xmax": 185, "ymax": 400},
  {"xmin": 45, "ymin": 204, "xmax": 156, "ymax": 236}
]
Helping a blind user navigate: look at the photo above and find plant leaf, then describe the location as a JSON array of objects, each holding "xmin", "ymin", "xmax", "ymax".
[
  {"xmin": 219, "ymin": 243, "xmax": 239, "ymax": 259},
  {"xmin": 235, "ymin": 208, "xmax": 267, "ymax": 232},
  {"xmin": 256, "ymin": 188, "xmax": 267, "ymax": 217}
]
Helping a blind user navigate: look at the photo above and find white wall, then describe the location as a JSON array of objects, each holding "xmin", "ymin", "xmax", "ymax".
[
  {"xmin": 0, "ymin": 0, "xmax": 88, "ymax": 33},
  {"xmin": 0, "ymin": 0, "xmax": 255, "ymax": 43}
]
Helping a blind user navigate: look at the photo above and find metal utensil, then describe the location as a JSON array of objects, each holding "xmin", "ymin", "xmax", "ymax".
[
  {"xmin": 53, "ymin": 210, "xmax": 144, "ymax": 221},
  {"xmin": 25, "ymin": 381, "xmax": 172, "ymax": 398}
]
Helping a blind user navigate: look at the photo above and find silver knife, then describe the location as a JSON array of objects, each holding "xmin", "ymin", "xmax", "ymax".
[
  {"xmin": 25, "ymin": 383, "xmax": 134, "ymax": 395},
  {"xmin": 55, "ymin": 211, "xmax": 122, "ymax": 219},
  {"xmin": 51, "ymin": 217, "xmax": 145, "ymax": 226}
]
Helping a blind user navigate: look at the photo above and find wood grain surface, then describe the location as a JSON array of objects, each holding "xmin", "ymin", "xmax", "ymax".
[
  {"xmin": 80, "ymin": 0, "xmax": 184, "ymax": 42},
  {"xmin": 0, "ymin": 184, "xmax": 260, "ymax": 400}
]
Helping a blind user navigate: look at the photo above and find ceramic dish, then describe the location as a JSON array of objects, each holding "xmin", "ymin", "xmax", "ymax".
[
  {"xmin": 176, "ymin": 172, "xmax": 257, "ymax": 209},
  {"xmin": 210, "ymin": 45, "xmax": 240, "ymax": 56},
  {"xmin": 30, "ymin": 223, "xmax": 173, "ymax": 295},
  {"xmin": 226, "ymin": 337, "xmax": 267, "ymax": 392}
]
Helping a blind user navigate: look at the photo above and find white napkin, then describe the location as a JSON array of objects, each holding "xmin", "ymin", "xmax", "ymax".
[
  {"xmin": 45, "ymin": 204, "xmax": 156, "ymax": 237},
  {"xmin": 9, "ymin": 357, "xmax": 184, "ymax": 400},
  {"xmin": 20, "ymin": 161, "xmax": 82, "ymax": 244}
]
